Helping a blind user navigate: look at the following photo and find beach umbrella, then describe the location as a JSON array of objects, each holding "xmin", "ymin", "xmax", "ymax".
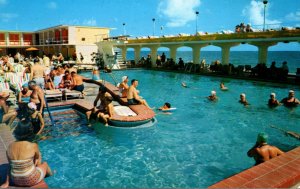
[{"xmin": 25, "ymin": 47, "xmax": 39, "ymax": 51}]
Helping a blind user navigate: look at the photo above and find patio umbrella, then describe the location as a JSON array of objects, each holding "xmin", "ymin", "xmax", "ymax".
[{"xmin": 25, "ymin": 47, "xmax": 39, "ymax": 51}]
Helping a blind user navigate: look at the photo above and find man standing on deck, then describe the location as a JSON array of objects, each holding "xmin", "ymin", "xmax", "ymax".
[
  {"xmin": 30, "ymin": 59, "xmax": 46, "ymax": 89},
  {"xmin": 71, "ymin": 71, "xmax": 85, "ymax": 93},
  {"xmin": 28, "ymin": 81, "xmax": 45, "ymax": 116},
  {"xmin": 247, "ymin": 133, "xmax": 284, "ymax": 165}
]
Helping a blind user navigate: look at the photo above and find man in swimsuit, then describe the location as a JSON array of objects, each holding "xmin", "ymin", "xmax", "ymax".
[
  {"xmin": 280, "ymin": 90, "xmax": 300, "ymax": 107},
  {"xmin": 127, "ymin": 79, "xmax": 150, "ymax": 108},
  {"xmin": 28, "ymin": 81, "xmax": 45, "ymax": 116},
  {"xmin": 71, "ymin": 71, "xmax": 85, "ymax": 92},
  {"xmin": 0, "ymin": 92, "xmax": 17, "ymax": 127},
  {"xmin": 86, "ymin": 85, "xmax": 109, "ymax": 121},
  {"xmin": 30, "ymin": 59, "xmax": 46, "ymax": 90},
  {"xmin": 247, "ymin": 133, "xmax": 284, "ymax": 165}
]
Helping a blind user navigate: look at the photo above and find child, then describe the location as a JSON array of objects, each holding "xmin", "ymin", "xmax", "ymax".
[{"xmin": 159, "ymin": 102, "xmax": 171, "ymax": 110}]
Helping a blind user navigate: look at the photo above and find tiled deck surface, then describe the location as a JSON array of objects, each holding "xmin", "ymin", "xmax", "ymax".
[
  {"xmin": 209, "ymin": 147, "xmax": 300, "ymax": 188},
  {"xmin": 0, "ymin": 124, "xmax": 48, "ymax": 188}
]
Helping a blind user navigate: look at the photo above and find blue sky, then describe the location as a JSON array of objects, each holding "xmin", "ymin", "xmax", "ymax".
[{"xmin": 0, "ymin": 0, "xmax": 300, "ymax": 51}]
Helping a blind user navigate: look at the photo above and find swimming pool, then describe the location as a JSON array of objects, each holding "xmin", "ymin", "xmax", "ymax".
[{"xmin": 40, "ymin": 70, "xmax": 300, "ymax": 188}]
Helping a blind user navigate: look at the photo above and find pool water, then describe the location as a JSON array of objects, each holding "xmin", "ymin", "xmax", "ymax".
[{"xmin": 40, "ymin": 70, "xmax": 300, "ymax": 188}]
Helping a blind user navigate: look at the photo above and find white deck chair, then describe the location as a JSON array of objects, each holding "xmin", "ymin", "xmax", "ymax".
[
  {"xmin": 45, "ymin": 89, "xmax": 63, "ymax": 101},
  {"xmin": 63, "ymin": 89, "xmax": 83, "ymax": 100}
]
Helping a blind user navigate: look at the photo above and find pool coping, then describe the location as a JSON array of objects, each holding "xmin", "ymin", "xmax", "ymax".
[{"xmin": 208, "ymin": 146, "xmax": 300, "ymax": 188}]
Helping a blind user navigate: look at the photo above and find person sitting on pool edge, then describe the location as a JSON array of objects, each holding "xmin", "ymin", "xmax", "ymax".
[
  {"xmin": 239, "ymin": 93, "xmax": 249, "ymax": 106},
  {"xmin": 0, "ymin": 92, "xmax": 17, "ymax": 127},
  {"xmin": 86, "ymin": 85, "xmax": 109, "ymax": 121},
  {"xmin": 118, "ymin": 76, "xmax": 129, "ymax": 98},
  {"xmin": 247, "ymin": 132, "xmax": 284, "ymax": 165},
  {"xmin": 280, "ymin": 90, "xmax": 300, "ymax": 107},
  {"xmin": 208, "ymin": 91, "xmax": 218, "ymax": 101},
  {"xmin": 127, "ymin": 79, "xmax": 151, "ymax": 108},
  {"xmin": 159, "ymin": 102, "xmax": 171, "ymax": 110},
  {"xmin": 220, "ymin": 82, "xmax": 228, "ymax": 91},
  {"xmin": 268, "ymin": 93, "xmax": 280, "ymax": 107},
  {"xmin": 0, "ymin": 119, "xmax": 53, "ymax": 188},
  {"xmin": 97, "ymin": 95, "xmax": 114, "ymax": 126}
]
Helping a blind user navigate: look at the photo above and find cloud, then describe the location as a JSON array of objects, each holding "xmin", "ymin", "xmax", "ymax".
[
  {"xmin": 83, "ymin": 18, "xmax": 97, "ymax": 26},
  {"xmin": 158, "ymin": 0, "xmax": 201, "ymax": 27},
  {"xmin": 285, "ymin": 10, "xmax": 300, "ymax": 21},
  {"xmin": 0, "ymin": 0, "xmax": 6, "ymax": 4},
  {"xmin": 47, "ymin": 1, "xmax": 57, "ymax": 9},
  {"xmin": 0, "ymin": 13, "xmax": 18, "ymax": 22},
  {"xmin": 242, "ymin": 0, "xmax": 281, "ymax": 28}
]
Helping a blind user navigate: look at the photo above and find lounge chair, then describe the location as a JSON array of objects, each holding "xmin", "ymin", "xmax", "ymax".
[
  {"xmin": 44, "ymin": 89, "xmax": 63, "ymax": 101},
  {"xmin": 63, "ymin": 89, "xmax": 84, "ymax": 100}
]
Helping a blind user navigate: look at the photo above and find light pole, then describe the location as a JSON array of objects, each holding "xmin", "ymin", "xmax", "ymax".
[
  {"xmin": 122, "ymin": 23, "xmax": 126, "ymax": 36},
  {"xmin": 160, "ymin": 26, "xmax": 163, "ymax": 36},
  {"xmin": 152, "ymin": 18, "xmax": 156, "ymax": 36},
  {"xmin": 195, "ymin": 11, "xmax": 199, "ymax": 34},
  {"xmin": 263, "ymin": 0, "xmax": 268, "ymax": 31}
]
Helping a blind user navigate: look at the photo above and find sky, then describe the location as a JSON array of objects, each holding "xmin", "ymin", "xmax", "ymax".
[{"xmin": 0, "ymin": 0, "xmax": 300, "ymax": 51}]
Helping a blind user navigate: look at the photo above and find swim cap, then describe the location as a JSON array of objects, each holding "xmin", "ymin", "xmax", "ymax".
[
  {"xmin": 270, "ymin": 93, "xmax": 276, "ymax": 97},
  {"xmin": 289, "ymin": 90, "xmax": 294, "ymax": 93},
  {"xmin": 257, "ymin": 133, "xmax": 268, "ymax": 143},
  {"xmin": 122, "ymin": 76, "xmax": 128, "ymax": 82},
  {"xmin": 240, "ymin": 93, "xmax": 246, "ymax": 97},
  {"xmin": 211, "ymin": 91, "xmax": 216, "ymax": 95}
]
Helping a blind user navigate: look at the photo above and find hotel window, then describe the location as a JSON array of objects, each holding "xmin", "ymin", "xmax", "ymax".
[
  {"xmin": 61, "ymin": 29, "xmax": 68, "ymax": 43},
  {"xmin": 0, "ymin": 33, "xmax": 5, "ymax": 45},
  {"xmin": 23, "ymin": 34, "xmax": 33, "ymax": 45},
  {"xmin": 9, "ymin": 34, "xmax": 19, "ymax": 45},
  {"xmin": 55, "ymin": 30, "xmax": 61, "ymax": 43}
]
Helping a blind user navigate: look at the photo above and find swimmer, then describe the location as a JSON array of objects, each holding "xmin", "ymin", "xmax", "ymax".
[
  {"xmin": 280, "ymin": 90, "xmax": 300, "ymax": 108},
  {"xmin": 208, "ymin": 91, "xmax": 218, "ymax": 101},
  {"xmin": 181, "ymin": 82, "xmax": 187, "ymax": 88},
  {"xmin": 239, "ymin": 93, "xmax": 249, "ymax": 106},
  {"xmin": 247, "ymin": 133, "xmax": 284, "ymax": 165},
  {"xmin": 158, "ymin": 102, "xmax": 171, "ymax": 111},
  {"xmin": 268, "ymin": 93, "xmax": 280, "ymax": 107},
  {"xmin": 220, "ymin": 82, "xmax": 228, "ymax": 91}
]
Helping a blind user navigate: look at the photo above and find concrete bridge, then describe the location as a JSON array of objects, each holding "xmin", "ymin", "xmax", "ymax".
[{"xmin": 115, "ymin": 30, "xmax": 300, "ymax": 66}]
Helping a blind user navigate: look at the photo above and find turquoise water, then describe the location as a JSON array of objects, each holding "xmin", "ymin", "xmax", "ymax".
[
  {"xmin": 40, "ymin": 70, "xmax": 300, "ymax": 188},
  {"xmin": 126, "ymin": 51, "xmax": 300, "ymax": 73}
]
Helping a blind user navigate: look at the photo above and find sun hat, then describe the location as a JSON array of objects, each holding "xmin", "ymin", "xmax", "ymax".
[
  {"xmin": 256, "ymin": 133, "xmax": 268, "ymax": 143},
  {"xmin": 122, "ymin": 76, "xmax": 128, "ymax": 82}
]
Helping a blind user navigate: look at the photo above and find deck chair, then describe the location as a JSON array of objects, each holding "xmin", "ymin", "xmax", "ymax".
[
  {"xmin": 63, "ymin": 89, "xmax": 84, "ymax": 100},
  {"xmin": 45, "ymin": 89, "xmax": 63, "ymax": 101}
]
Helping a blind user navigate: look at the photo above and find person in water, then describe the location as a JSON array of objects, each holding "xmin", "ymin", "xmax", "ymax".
[
  {"xmin": 247, "ymin": 133, "xmax": 284, "ymax": 165},
  {"xmin": 127, "ymin": 79, "xmax": 150, "ymax": 108},
  {"xmin": 220, "ymin": 82, "xmax": 228, "ymax": 90},
  {"xmin": 239, "ymin": 93, "xmax": 249, "ymax": 106},
  {"xmin": 181, "ymin": 82, "xmax": 187, "ymax": 88},
  {"xmin": 280, "ymin": 90, "xmax": 300, "ymax": 107},
  {"xmin": 0, "ymin": 119, "xmax": 53, "ymax": 188},
  {"xmin": 92, "ymin": 66, "xmax": 100, "ymax": 81},
  {"xmin": 268, "ymin": 93, "xmax": 280, "ymax": 107},
  {"xmin": 208, "ymin": 91, "xmax": 218, "ymax": 101},
  {"xmin": 118, "ymin": 76, "xmax": 129, "ymax": 97},
  {"xmin": 159, "ymin": 102, "xmax": 171, "ymax": 110}
]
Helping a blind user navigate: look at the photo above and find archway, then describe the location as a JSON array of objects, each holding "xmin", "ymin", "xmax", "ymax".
[
  {"xmin": 126, "ymin": 47, "xmax": 135, "ymax": 61},
  {"xmin": 268, "ymin": 42, "xmax": 300, "ymax": 73},
  {"xmin": 230, "ymin": 44, "xmax": 258, "ymax": 68},
  {"xmin": 176, "ymin": 46, "xmax": 192, "ymax": 63},
  {"xmin": 201, "ymin": 45, "xmax": 221, "ymax": 65}
]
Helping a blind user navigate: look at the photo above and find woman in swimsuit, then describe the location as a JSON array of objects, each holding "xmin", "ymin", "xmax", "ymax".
[
  {"xmin": 1, "ymin": 119, "xmax": 52, "ymax": 188},
  {"xmin": 280, "ymin": 90, "xmax": 300, "ymax": 107}
]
